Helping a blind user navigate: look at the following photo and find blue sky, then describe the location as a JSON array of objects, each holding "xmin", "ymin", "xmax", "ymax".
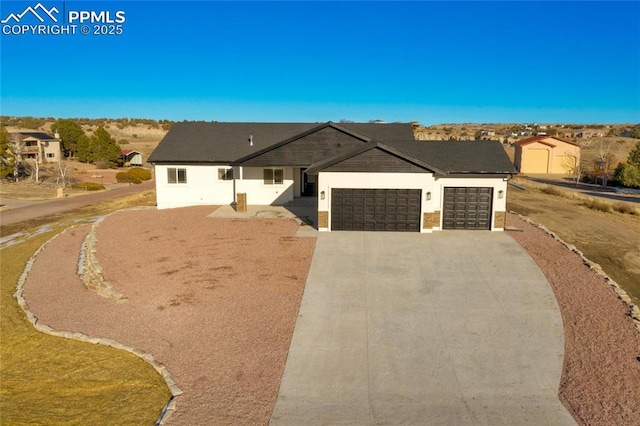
[{"xmin": 1, "ymin": 1, "xmax": 639, "ymax": 124}]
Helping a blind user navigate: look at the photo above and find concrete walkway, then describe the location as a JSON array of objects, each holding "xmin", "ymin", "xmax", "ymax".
[{"xmin": 271, "ymin": 231, "xmax": 576, "ymax": 425}]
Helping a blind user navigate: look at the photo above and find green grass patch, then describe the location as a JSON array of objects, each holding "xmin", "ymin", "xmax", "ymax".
[{"xmin": 0, "ymin": 192, "xmax": 169, "ymax": 424}]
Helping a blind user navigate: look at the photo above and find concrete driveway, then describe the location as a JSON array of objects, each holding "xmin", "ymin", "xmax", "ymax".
[{"xmin": 270, "ymin": 232, "xmax": 576, "ymax": 425}]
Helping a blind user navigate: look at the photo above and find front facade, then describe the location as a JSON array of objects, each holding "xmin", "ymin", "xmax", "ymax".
[
  {"xmin": 9, "ymin": 132, "xmax": 62, "ymax": 163},
  {"xmin": 306, "ymin": 141, "xmax": 510, "ymax": 232},
  {"xmin": 149, "ymin": 122, "xmax": 515, "ymax": 232},
  {"xmin": 514, "ymin": 135, "xmax": 580, "ymax": 174}
]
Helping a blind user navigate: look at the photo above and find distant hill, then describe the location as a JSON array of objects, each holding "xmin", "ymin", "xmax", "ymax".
[{"xmin": 2, "ymin": 116, "xmax": 638, "ymax": 169}]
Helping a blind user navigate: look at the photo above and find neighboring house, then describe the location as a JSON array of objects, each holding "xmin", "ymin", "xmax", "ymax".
[
  {"xmin": 573, "ymin": 129, "xmax": 604, "ymax": 139},
  {"xmin": 8, "ymin": 132, "xmax": 62, "ymax": 163},
  {"xmin": 149, "ymin": 121, "xmax": 515, "ymax": 232},
  {"xmin": 481, "ymin": 130, "xmax": 495, "ymax": 137},
  {"xmin": 514, "ymin": 135, "xmax": 580, "ymax": 174},
  {"xmin": 121, "ymin": 149, "xmax": 143, "ymax": 166}
]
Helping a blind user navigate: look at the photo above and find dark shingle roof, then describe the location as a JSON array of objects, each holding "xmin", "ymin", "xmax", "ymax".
[
  {"xmin": 384, "ymin": 140, "xmax": 516, "ymax": 174},
  {"xmin": 148, "ymin": 122, "xmax": 316, "ymax": 163},
  {"xmin": 148, "ymin": 121, "xmax": 415, "ymax": 163},
  {"xmin": 306, "ymin": 140, "xmax": 516, "ymax": 175},
  {"xmin": 12, "ymin": 132, "xmax": 57, "ymax": 140}
]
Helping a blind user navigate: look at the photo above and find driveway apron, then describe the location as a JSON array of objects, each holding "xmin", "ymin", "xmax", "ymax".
[{"xmin": 270, "ymin": 232, "xmax": 576, "ymax": 425}]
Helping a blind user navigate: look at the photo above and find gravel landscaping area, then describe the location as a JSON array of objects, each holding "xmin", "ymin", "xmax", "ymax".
[
  {"xmin": 506, "ymin": 213, "xmax": 640, "ymax": 425},
  {"xmin": 19, "ymin": 207, "xmax": 640, "ymax": 425},
  {"xmin": 22, "ymin": 206, "xmax": 316, "ymax": 425}
]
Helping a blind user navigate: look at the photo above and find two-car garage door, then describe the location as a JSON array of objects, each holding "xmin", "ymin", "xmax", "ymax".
[
  {"xmin": 330, "ymin": 187, "xmax": 493, "ymax": 231},
  {"xmin": 331, "ymin": 189, "xmax": 421, "ymax": 231}
]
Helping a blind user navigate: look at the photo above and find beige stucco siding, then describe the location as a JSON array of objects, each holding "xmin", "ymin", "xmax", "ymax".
[
  {"xmin": 522, "ymin": 148, "xmax": 549, "ymax": 173},
  {"xmin": 516, "ymin": 137, "xmax": 580, "ymax": 174},
  {"xmin": 552, "ymin": 154, "xmax": 577, "ymax": 174}
]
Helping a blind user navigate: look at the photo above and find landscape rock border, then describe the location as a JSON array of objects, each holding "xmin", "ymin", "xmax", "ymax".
[
  {"xmin": 79, "ymin": 207, "xmax": 156, "ymax": 302},
  {"xmin": 509, "ymin": 211, "xmax": 640, "ymax": 334},
  {"xmin": 13, "ymin": 224, "xmax": 182, "ymax": 426}
]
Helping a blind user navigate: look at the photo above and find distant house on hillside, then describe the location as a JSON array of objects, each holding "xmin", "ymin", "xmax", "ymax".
[
  {"xmin": 573, "ymin": 129, "xmax": 604, "ymax": 139},
  {"xmin": 121, "ymin": 149, "xmax": 143, "ymax": 166},
  {"xmin": 514, "ymin": 135, "xmax": 580, "ymax": 174},
  {"xmin": 8, "ymin": 132, "xmax": 62, "ymax": 163}
]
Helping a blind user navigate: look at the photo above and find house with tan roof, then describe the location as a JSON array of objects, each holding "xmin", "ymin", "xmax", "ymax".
[{"xmin": 514, "ymin": 135, "xmax": 580, "ymax": 174}]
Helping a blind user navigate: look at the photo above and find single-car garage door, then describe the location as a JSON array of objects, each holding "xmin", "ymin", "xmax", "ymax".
[
  {"xmin": 443, "ymin": 187, "xmax": 492, "ymax": 230},
  {"xmin": 523, "ymin": 149, "xmax": 549, "ymax": 173},
  {"xmin": 331, "ymin": 189, "xmax": 421, "ymax": 231}
]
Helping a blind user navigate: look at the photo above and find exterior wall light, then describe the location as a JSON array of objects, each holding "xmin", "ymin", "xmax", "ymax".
[
  {"xmin": 498, "ymin": 190, "xmax": 504, "ymax": 199},
  {"xmin": 426, "ymin": 192, "xmax": 431, "ymax": 201},
  {"xmin": 320, "ymin": 191, "xmax": 325, "ymax": 200}
]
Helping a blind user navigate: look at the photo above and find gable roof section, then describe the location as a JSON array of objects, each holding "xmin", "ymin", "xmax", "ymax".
[
  {"xmin": 235, "ymin": 122, "xmax": 412, "ymax": 167},
  {"xmin": 516, "ymin": 135, "xmax": 580, "ymax": 147},
  {"xmin": 305, "ymin": 141, "xmax": 446, "ymax": 175},
  {"xmin": 306, "ymin": 140, "xmax": 516, "ymax": 176},
  {"xmin": 148, "ymin": 121, "xmax": 415, "ymax": 164}
]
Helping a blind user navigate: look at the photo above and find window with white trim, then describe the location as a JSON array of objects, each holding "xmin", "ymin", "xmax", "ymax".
[
  {"xmin": 218, "ymin": 168, "xmax": 234, "ymax": 181},
  {"xmin": 167, "ymin": 167, "xmax": 187, "ymax": 184},
  {"xmin": 263, "ymin": 168, "xmax": 284, "ymax": 185}
]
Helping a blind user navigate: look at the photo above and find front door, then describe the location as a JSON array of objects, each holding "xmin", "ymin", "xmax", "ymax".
[{"xmin": 301, "ymin": 170, "xmax": 317, "ymax": 197}]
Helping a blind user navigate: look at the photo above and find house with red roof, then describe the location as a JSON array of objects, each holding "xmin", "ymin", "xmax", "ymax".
[{"xmin": 121, "ymin": 149, "xmax": 143, "ymax": 166}]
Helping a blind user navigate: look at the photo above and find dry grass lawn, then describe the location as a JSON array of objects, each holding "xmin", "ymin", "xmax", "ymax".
[
  {"xmin": 507, "ymin": 184, "xmax": 640, "ymax": 304},
  {"xmin": 0, "ymin": 194, "xmax": 170, "ymax": 424}
]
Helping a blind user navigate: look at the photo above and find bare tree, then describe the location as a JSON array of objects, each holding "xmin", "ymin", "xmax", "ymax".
[
  {"xmin": 572, "ymin": 160, "xmax": 584, "ymax": 185},
  {"xmin": 29, "ymin": 158, "xmax": 40, "ymax": 183},
  {"xmin": 9, "ymin": 134, "xmax": 24, "ymax": 182},
  {"xmin": 57, "ymin": 159, "xmax": 69, "ymax": 189},
  {"xmin": 596, "ymin": 139, "xmax": 622, "ymax": 187}
]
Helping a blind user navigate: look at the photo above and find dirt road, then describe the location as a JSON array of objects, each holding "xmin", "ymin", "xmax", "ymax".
[{"xmin": 0, "ymin": 181, "xmax": 154, "ymax": 228}]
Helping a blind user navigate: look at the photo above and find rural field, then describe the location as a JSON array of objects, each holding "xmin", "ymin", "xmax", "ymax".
[{"xmin": 507, "ymin": 181, "xmax": 640, "ymax": 304}]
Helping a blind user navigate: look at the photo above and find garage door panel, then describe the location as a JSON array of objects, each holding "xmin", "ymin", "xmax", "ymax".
[
  {"xmin": 443, "ymin": 187, "xmax": 493, "ymax": 230},
  {"xmin": 332, "ymin": 188, "xmax": 421, "ymax": 232}
]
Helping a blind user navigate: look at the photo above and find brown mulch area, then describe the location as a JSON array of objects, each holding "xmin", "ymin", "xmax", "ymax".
[
  {"xmin": 20, "ymin": 207, "xmax": 640, "ymax": 425},
  {"xmin": 22, "ymin": 206, "xmax": 316, "ymax": 425},
  {"xmin": 506, "ymin": 213, "xmax": 640, "ymax": 425}
]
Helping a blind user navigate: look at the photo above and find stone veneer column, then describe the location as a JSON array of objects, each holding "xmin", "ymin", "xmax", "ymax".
[
  {"xmin": 236, "ymin": 193, "xmax": 247, "ymax": 213},
  {"xmin": 423, "ymin": 211, "xmax": 440, "ymax": 229},
  {"xmin": 318, "ymin": 211, "xmax": 329, "ymax": 228},
  {"xmin": 494, "ymin": 211, "xmax": 506, "ymax": 229}
]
